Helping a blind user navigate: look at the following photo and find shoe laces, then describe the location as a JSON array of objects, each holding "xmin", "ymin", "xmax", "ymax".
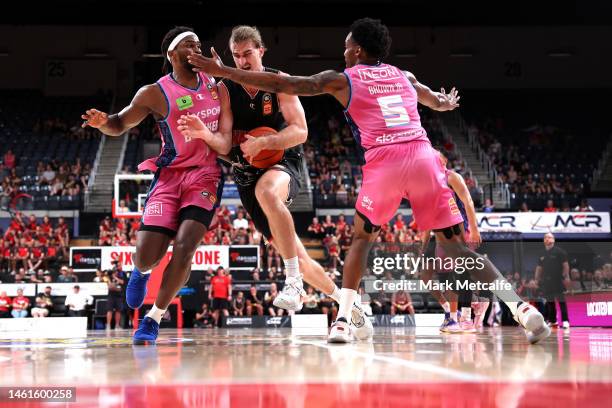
[{"xmin": 282, "ymin": 276, "xmax": 306, "ymax": 297}]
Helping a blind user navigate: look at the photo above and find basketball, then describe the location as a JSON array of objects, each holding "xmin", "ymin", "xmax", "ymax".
[{"xmin": 245, "ymin": 126, "xmax": 284, "ymax": 169}]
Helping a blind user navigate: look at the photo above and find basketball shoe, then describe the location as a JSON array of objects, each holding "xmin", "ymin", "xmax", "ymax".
[{"xmin": 514, "ymin": 302, "xmax": 551, "ymax": 344}]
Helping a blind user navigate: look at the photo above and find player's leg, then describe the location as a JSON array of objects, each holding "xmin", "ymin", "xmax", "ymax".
[
  {"xmin": 156, "ymin": 220, "xmax": 208, "ymax": 309},
  {"xmin": 328, "ymin": 211, "xmax": 383, "ymax": 343},
  {"xmin": 126, "ymin": 168, "xmax": 176, "ymax": 309},
  {"xmin": 254, "ymin": 168, "xmax": 305, "ymax": 310},
  {"xmin": 473, "ymin": 289, "xmax": 492, "ymax": 330},
  {"xmin": 329, "ymin": 148, "xmax": 402, "ymax": 343},
  {"xmin": 434, "ymin": 226, "xmax": 549, "ymax": 343},
  {"xmin": 458, "ymin": 287, "xmax": 477, "ymax": 333},
  {"xmin": 411, "ymin": 142, "xmax": 549, "ymax": 343}
]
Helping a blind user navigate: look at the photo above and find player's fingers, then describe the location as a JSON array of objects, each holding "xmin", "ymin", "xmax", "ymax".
[{"xmin": 211, "ymin": 47, "xmax": 219, "ymax": 59}]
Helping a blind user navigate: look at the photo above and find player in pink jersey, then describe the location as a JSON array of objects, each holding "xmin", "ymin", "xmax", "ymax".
[
  {"xmin": 81, "ymin": 26, "xmax": 232, "ymax": 344},
  {"xmin": 187, "ymin": 18, "xmax": 550, "ymax": 344}
]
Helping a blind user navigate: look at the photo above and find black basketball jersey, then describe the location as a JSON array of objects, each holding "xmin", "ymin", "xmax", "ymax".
[{"xmin": 220, "ymin": 67, "xmax": 302, "ymax": 186}]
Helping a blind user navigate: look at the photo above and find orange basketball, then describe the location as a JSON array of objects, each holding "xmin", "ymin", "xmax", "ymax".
[{"xmin": 246, "ymin": 126, "xmax": 284, "ymax": 169}]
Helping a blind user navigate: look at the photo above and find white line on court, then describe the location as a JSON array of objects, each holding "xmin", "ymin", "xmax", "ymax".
[{"xmin": 294, "ymin": 339, "xmax": 491, "ymax": 382}]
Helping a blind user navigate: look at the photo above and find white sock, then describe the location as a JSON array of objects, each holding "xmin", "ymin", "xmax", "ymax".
[
  {"xmin": 441, "ymin": 302, "xmax": 451, "ymax": 313},
  {"xmin": 328, "ymin": 285, "xmax": 341, "ymax": 303},
  {"xmin": 451, "ymin": 311, "xmax": 458, "ymax": 321},
  {"xmin": 461, "ymin": 307, "xmax": 472, "ymax": 321},
  {"xmin": 284, "ymin": 256, "xmax": 300, "ymax": 279},
  {"xmin": 146, "ymin": 304, "xmax": 166, "ymax": 324},
  {"xmin": 134, "ymin": 267, "xmax": 151, "ymax": 275},
  {"xmin": 337, "ymin": 288, "xmax": 357, "ymax": 321},
  {"xmin": 505, "ymin": 301, "xmax": 518, "ymax": 316}
]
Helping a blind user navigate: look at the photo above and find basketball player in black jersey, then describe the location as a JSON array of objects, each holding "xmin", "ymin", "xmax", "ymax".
[{"xmin": 178, "ymin": 26, "xmax": 373, "ymax": 339}]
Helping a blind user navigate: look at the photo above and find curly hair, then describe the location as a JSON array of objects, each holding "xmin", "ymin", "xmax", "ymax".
[
  {"xmin": 161, "ymin": 26, "xmax": 195, "ymax": 74},
  {"xmin": 349, "ymin": 18, "xmax": 391, "ymax": 61}
]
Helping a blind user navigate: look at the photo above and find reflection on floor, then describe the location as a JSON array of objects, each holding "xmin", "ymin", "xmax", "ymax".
[{"xmin": 0, "ymin": 327, "xmax": 610, "ymax": 407}]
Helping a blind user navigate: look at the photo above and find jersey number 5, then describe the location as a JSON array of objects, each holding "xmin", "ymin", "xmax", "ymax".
[{"xmin": 377, "ymin": 95, "xmax": 410, "ymax": 128}]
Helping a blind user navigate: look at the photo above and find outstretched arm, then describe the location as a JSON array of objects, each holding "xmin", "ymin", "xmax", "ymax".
[
  {"xmin": 403, "ymin": 71, "xmax": 460, "ymax": 112},
  {"xmin": 187, "ymin": 48, "xmax": 349, "ymax": 104},
  {"xmin": 81, "ymin": 84, "xmax": 163, "ymax": 136}
]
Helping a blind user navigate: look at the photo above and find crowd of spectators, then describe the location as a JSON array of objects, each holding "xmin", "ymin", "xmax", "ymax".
[
  {"xmin": 467, "ymin": 118, "xmax": 602, "ymax": 210},
  {"xmin": 0, "ymin": 112, "xmax": 100, "ymax": 211},
  {"xmin": 0, "ymin": 213, "xmax": 70, "ymax": 282}
]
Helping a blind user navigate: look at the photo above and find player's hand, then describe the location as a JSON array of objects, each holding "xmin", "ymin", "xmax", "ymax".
[
  {"xmin": 438, "ymin": 87, "xmax": 461, "ymax": 111},
  {"xmin": 177, "ymin": 114, "xmax": 212, "ymax": 142},
  {"xmin": 240, "ymin": 135, "xmax": 264, "ymax": 162},
  {"xmin": 467, "ymin": 229, "xmax": 482, "ymax": 249},
  {"xmin": 227, "ymin": 295, "xmax": 232, "ymax": 301},
  {"xmin": 81, "ymin": 108, "xmax": 108, "ymax": 129},
  {"xmin": 188, "ymin": 47, "xmax": 227, "ymax": 77}
]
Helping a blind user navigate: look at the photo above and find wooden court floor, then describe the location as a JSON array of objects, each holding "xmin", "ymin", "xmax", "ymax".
[{"xmin": 0, "ymin": 326, "xmax": 611, "ymax": 407}]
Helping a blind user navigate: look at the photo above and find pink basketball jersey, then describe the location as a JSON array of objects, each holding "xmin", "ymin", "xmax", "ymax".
[
  {"xmin": 343, "ymin": 63, "xmax": 428, "ymax": 151},
  {"xmin": 138, "ymin": 72, "xmax": 221, "ymax": 172}
]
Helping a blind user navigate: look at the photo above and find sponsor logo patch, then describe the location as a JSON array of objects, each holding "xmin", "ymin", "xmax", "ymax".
[
  {"xmin": 206, "ymin": 83, "xmax": 218, "ymax": 100},
  {"xmin": 262, "ymin": 93, "xmax": 273, "ymax": 115},
  {"xmin": 144, "ymin": 202, "xmax": 163, "ymax": 216},
  {"xmin": 176, "ymin": 95, "xmax": 194, "ymax": 110},
  {"xmin": 201, "ymin": 191, "xmax": 217, "ymax": 205},
  {"xmin": 361, "ymin": 195, "xmax": 374, "ymax": 212},
  {"xmin": 448, "ymin": 197, "xmax": 460, "ymax": 216}
]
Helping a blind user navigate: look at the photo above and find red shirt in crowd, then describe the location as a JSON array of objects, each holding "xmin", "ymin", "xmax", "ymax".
[
  {"xmin": 328, "ymin": 243, "xmax": 339, "ymax": 256},
  {"xmin": 41, "ymin": 221, "xmax": 52, "ymax": 234},
  {"xmin": 544, "ymin": 206, "xmax": 558, "ymax": 212},
  {"xmin": 394, "ymin": 219, "xmax": 405, "ymax": 231},
  {"xmin": 46, "ymin": 246, "xmax": 57, "ymax": 257},
  {"xmin": 38, "ymin": 234, "xmax": 48, "ymax": 246},
  {"xmin": 4, "ymin": 151, "xmax": 15, "ymax": 169},
  {"xmin": 32, "ymin": 247, "xmax": 43, "ymax": 259},
  {"xmin": 9, "ymin": 219, "xmax": 23, "ymax": 233},
  {"xmin": 203, "ymin": 230, "xmax": 216, "ymax": 245},
  {"xmin": 211, "ymin": 274, "xmax": 231, "ymax": 299},
  {"xmin": 17, "ymin": 247, "xmax": 29, "ymax": 258},
  {"xmin": 130, "ymin": 220, "xmax": 141, "ymax": 231},
  {"xmin": 12, "ymin": 296, "xmax": 30, "ymax": 311},
  {"xmin": 336, "ymin": 219, "xmax": 346, "ymax": 232},
  {"xmin": 0, "ymin": 295, "xmax": 11, "ymax": 312}
]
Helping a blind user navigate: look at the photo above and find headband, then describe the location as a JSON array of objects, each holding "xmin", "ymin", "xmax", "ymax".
[{"xmin": 167, "ymin": 31, "xmax": 199, "ymax": 61}]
